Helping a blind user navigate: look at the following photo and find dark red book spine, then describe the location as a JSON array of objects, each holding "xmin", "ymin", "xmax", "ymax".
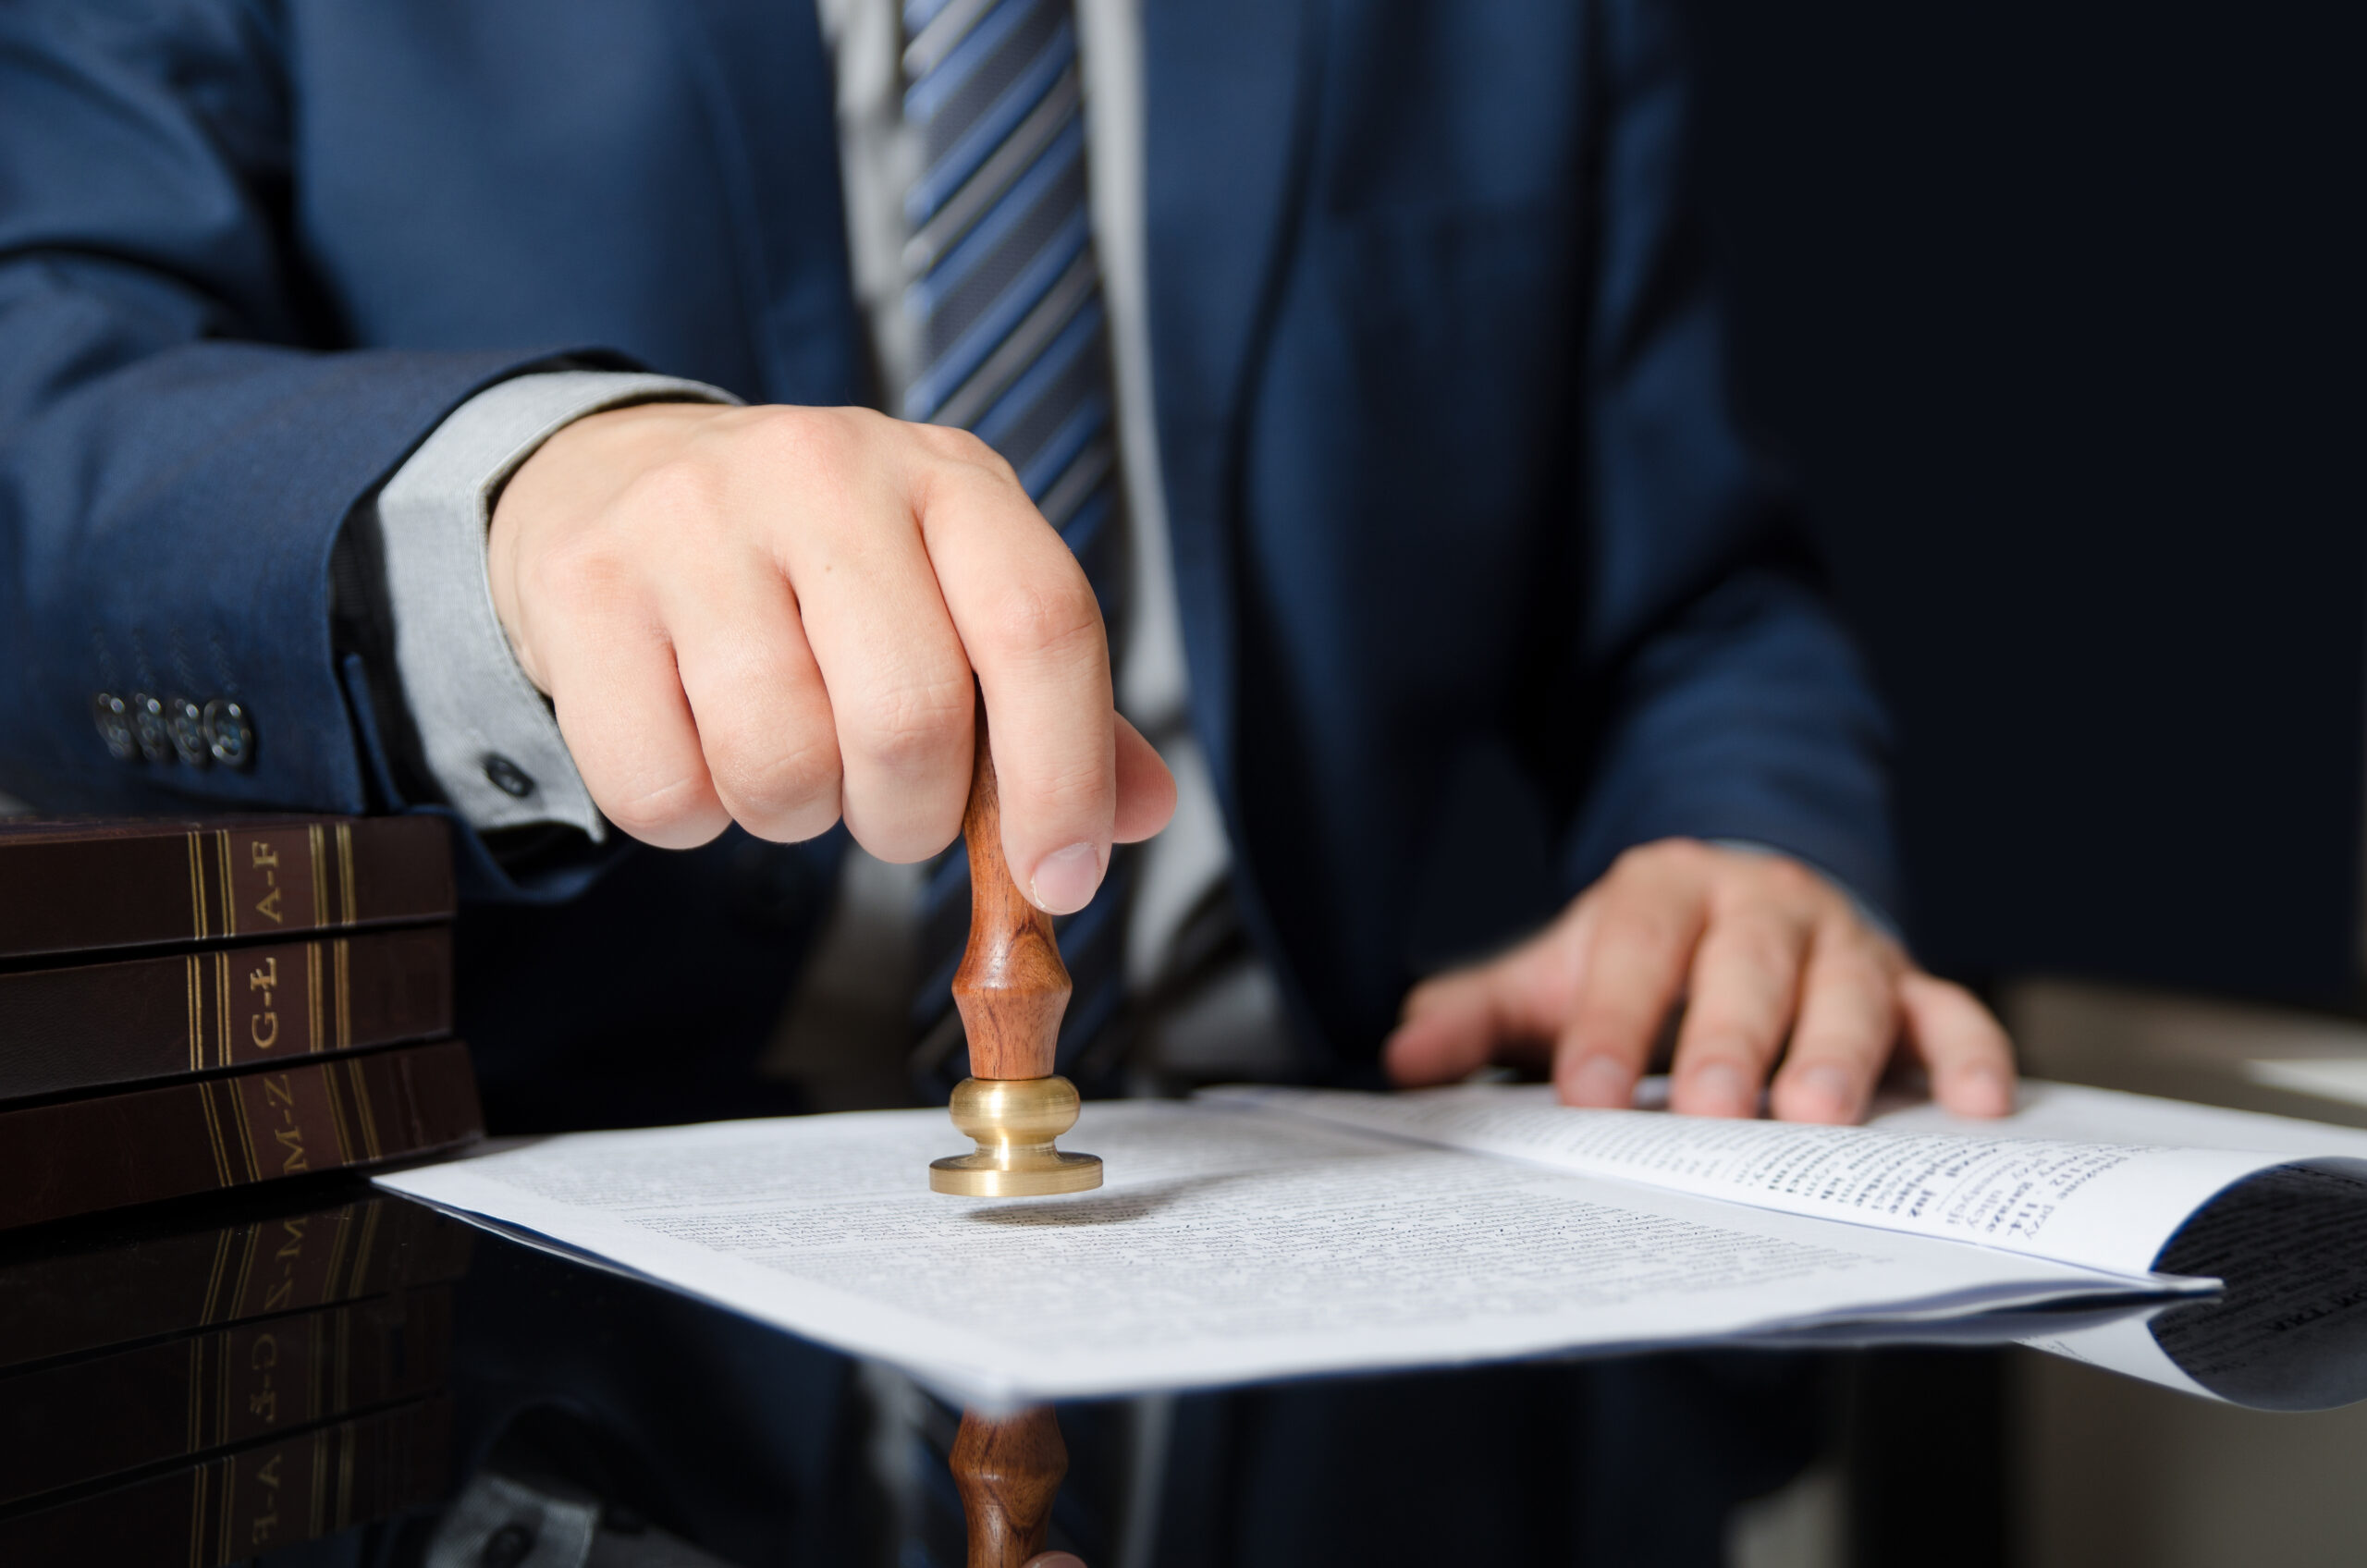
[
  {"xmin": 0, "ymin": 1193, "xmax": 475, "ymax": 1371},
  {"xmin": 0, "ymin": 925, "xmax": 452, "ymax": 1102},
  {"xmin": 0, "ymin": 1397, "xmax": 453, "ymax": 1564},
  {"xmin": 0, "ymin": 1040, "xmax": 483, "ymax": 1231},
  {"xmin": 0, "ymin": 815, "xmax": 453, "ymax": 962},
  {"xmin": 0, "ymin": 1288, "xmax": 454, "ymax": 1507}
]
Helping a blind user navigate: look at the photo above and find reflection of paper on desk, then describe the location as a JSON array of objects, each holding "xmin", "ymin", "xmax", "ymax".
[{"xmin": 378, "ymin": 1091, "xmax": 2229, "ymax": 1404}]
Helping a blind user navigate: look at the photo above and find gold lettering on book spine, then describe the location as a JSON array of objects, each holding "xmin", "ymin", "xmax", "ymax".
[{"xmin": 336, "ymin": 823, "xmax": 357, "ymax": 925}]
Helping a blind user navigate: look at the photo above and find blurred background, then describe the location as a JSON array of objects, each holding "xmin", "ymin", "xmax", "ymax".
[
  {"xmin": 1684, "ymin": 0, "xmax": 2363, "ymax": 1003},
  {"xmin": 1676, "ymin": 4, "xmax": 2367, "ymax": 1564}
]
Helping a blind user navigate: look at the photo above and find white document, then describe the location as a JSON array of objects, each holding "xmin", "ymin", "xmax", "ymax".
[
  {"xmin": 378, "ymin": 1093, "xmax": 2204, "ymax": 1405},
  {"xmin": 1218, "ymin": 1082, "xmax": 2317, "ymax": 1277}
]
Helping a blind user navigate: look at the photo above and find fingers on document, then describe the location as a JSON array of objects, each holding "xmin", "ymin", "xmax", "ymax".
[
  {"xmin": 1381, "ymin": 910, "xmax": 1588, "ymax": 1087},
  {"xmin": 1899, "ymin": 971, "xmax": 2017, "ymax": 1117},
  {"xmin": 1667, "ymin": 895, "xmax": 1813, "ymax": 1119},
  {"xmin": 1552, "ymin": 852, "xmax": 1709, "ymax": 1110},
  {"xmin": 1766, "ymin": 922, "xmax": 1900, "ymax": 1124}
]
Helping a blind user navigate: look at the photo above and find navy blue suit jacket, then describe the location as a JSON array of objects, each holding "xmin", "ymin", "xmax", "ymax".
[{"xmin": 0, "ymin": 0, "xmax": 1896, "ymax": 1103}]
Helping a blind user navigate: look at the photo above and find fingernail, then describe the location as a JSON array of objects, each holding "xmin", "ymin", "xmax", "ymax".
[
  {"xmin": 1568, "ymin": 1055, "xmax": 1631, "ymax": 1107},
  {"xmin": 1028, "ymin": 841, "xmax": 1103, "ymax": 915},
  {"xmin": 1688, "ymin": 1060, "xmax": 1752, "ymax": 1116},
  {"xmin": 1797, "ymin": 1064, "xmax": 1857, "ymax": 1114}
]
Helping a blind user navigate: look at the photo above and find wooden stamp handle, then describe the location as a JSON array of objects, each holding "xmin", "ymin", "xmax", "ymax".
[
  {"xmin": 952, "ymin": 698, "xmax": 1072, "ymax": 1081},
  {"xmin": 951, "ymin": 1405, "xmax": 1068, "ymax": 1568}
]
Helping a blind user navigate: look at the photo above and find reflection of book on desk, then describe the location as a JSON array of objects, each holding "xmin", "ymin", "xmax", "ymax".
[{"xmin": 376, "ymin": 1082, "xmax": 2367, "ymax": 1405}]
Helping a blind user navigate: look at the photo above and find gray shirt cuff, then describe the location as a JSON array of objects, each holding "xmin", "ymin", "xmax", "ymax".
[{"xmin": 374, "ymin": 370, "xmax": 741, "ymax": 838}]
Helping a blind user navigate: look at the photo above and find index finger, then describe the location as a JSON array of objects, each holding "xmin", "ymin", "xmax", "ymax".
[{"xmin": 914, "ymin": 437, "xmax": 1120, "ymax": 915}]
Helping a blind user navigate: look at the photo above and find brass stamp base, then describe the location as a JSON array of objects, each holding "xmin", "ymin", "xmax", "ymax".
[{"xmin": 929, "ymin": 1075, "xmax": 1103, "ymax": 1197}]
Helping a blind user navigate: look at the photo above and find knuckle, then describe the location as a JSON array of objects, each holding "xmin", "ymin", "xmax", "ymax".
[
  {"xmin": 851, "ymin": 670, "xmax": 975, "ymax": 774},
  {"xmin": 982, "ymin": 578, "xmax": 1103, "ymax": 664},
  {"xmin": 599, "ymin": 771, "xmax": 721, "ymax": 844},
  {"xmin": 927, "ymin": 424, "xmax": 1020, "ymax": 486},
  {"xmin": 530, "ymin": 535, "xmax": 638, "ymax": 621},
  {"xmin": 1719, "ymin": 921, "xmax": 1800, "ymax": 982},
  {"xmin": 738, "ymin": 405, "xmax": 868, "ymax": 488},
  {"xmin": 709, "ymin": 732, "xmax": 841, "ymax": 829},
  {"xmin": 620, "ymin": 455, "xmax": 730, "ymax": 527},
  {"xmin": 1753, "ymin": 854, "xmax": 1825, "ymax": 905}
]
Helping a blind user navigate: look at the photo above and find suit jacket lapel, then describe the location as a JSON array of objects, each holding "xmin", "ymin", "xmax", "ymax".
[{"xmin": 1141, "ymin": 0, "xmax": 1319, "ymax": 805}]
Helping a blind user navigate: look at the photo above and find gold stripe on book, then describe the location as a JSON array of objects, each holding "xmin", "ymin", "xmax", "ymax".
[
  {"xmin": 225, "ymin": 1077, "xmax": 260, "ymax": 1184},
  {"xmin": 335, "ymin": 1417, "xmax": 357, "ymax": 1529},
  {"xmin": 306, "ymin": 940, "xmax": 322, "ymax": 1053},
  {"xmin": 345, "ymin": 1195, "xmax": 382, "ymax": 1301},
  {"xmin": 321, "ymin": 1204, "xmax": 356, "ymax": 1302},
  {"xmin": 197, "ymin": 1081, "xmax": 235, "ymax": 1189},
  {"xmin": 200, "ymin": 1225, "xmax": 236, "ymax": 1325},
  {"xmin": 187, "ymin": 955, "xmax": 202, "ymax": 1074},
  {"xmin": 336, "ymin": 823, "xmax": 357, "ymax": 925},
  {"xmin": 187, "ymin": 1455, "xmax": 208, "ymax": 1568},
  {"xmin": 331, "ymin": 1302, "xmax": 350, "ymax": 1417},
  {"xmin": 344, "ymin": 1059, "xmax": 383, "ymax": 1163},
  {"xmin": 215, "ymin": 1325, "xmax": 232, "ymax": 1449},
  {"xmin": 216, "ymin": 1453, "xmax": 237, "ymax": 1566},
  {"xmin": 188, "ymin": 831, "xmax": 208, "ymax": 940},
  {"xmin": 322, "ymin": 1060, "xmax": 357, "ymax": 1172},
  {"xmin": 334, "ymin": 938, "xmax": 351, "ymax": 1050},
  {"xmin": 215, "ymin": 830, "xmax": 236, "ymax": 937},
  {"xmin": 225, "ymin": 1214, "xmax": 260, "ymax": 1317},
  {"xmin": 309, "ymin": 824, "xmax": 328, "ymax": 932},
  {"xmin": 308, "ymin": 1427, "xmax": 330, "ymax": 1539},
  {"xmin": 187, "ymin": 1337, "xmax": 203, "ymax": 1456},
  {"xmin": 215, "ymin": 951, "xmax": 232, "ymax": 1070}
]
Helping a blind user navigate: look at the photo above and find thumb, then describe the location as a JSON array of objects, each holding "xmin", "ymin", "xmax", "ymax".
[{"xmin": 1024, "ymin": 1556, "xmax": 1088, "ymax": 1568}]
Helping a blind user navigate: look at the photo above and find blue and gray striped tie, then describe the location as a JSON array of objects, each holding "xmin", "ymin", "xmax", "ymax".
[{"xmin": 902, "ymin": 0, "xmax": 1131, "ymax": 1095}]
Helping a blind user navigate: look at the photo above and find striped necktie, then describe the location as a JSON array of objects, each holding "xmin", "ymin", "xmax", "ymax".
[{"xmin": 901, "ymin": 0, "xmax": 1131, "ymax": 1096}]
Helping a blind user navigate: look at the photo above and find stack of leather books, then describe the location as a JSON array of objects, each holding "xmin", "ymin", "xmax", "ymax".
[
  {"xmin": 0, "ymin": 1188, "xmax": 470, "ymax": 1561},
  {"xmin": 0, "ymin": 815, "xmax": 484, "ymax": 1230}
]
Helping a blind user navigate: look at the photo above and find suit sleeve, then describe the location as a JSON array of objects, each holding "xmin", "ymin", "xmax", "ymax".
[
  {"xmin": 1558, "ymin": 0, "xmax": 1902, "ymax": 922},
  {"xmin": 0, "ymin": 0, "xmax": 607, "ymax": 839}
]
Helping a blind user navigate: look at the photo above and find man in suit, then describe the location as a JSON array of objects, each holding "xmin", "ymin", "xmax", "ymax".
[{"xmin": 0, "ymin": 0, "xmax": 2013, "ymax": 1560}]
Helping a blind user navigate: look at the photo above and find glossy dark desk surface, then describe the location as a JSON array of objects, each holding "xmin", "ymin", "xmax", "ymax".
[{"xmin": 1, "ymin": 1164, "xmax": 2361, "ymax": 1568}]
